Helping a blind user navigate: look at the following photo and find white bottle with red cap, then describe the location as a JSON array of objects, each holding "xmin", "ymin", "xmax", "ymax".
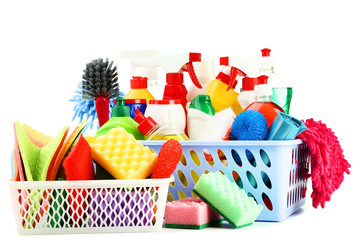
[
  {"xmin": 237, "ymin": 75, "xmax": 269, "ymax": 110},
  {"xmin": 259, "ymin": 48, "xmax": 292, "ymax": 114},
  {"xmin": 145, "ymin": 99, "xmax": 188, "ymax": 140}
]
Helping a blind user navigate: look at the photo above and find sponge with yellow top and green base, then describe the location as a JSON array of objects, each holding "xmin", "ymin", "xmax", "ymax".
[{"xmin": 193, "ymin": 171, "xmax": 263, "ymax": 228}]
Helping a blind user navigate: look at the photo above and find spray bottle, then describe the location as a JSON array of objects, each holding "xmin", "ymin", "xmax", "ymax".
[
  {"xmin": 159, "ymin": 52, "xmax": 202, "ymax": 110},
  {"xmin": 206, "ymin": 58, "xmax": 247, "ymax": 115},
  {"xmin": 119, "ymin": 49, "xmax": 163, "ymax": 99},
  {"xmin": 259, "ymin": 48, "xmax": 292, "ymax": 114},
  {"xmin": 186, "ymin": 59, "xmax": 215, "ymax": 103}
]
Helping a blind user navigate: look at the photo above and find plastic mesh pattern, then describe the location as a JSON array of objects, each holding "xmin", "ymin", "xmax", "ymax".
[
  {"xmin": 8, "ymin": 178, "xmax": 172, "ymax": 234},
  {"xmin": 144, "ymin": 140, "xmax": 310, "ymax": 222}
]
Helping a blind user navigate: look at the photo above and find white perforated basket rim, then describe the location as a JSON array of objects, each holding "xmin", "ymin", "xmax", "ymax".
[
  {"xmin": 142, "ymin": 139, "xmax": 303, "ymax": 147},
  {"xmin": 7, "ymin": 177, "xmax": 174, "ymax": 189}
]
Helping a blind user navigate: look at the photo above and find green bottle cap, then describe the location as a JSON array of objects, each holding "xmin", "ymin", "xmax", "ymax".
[
  {"xmin": 189, "ymin": 94, "xmax": 216, "ymax": 116},
  {"xmin": 112, "ymin": 97, "xmax": 130, "ymax": 117}
]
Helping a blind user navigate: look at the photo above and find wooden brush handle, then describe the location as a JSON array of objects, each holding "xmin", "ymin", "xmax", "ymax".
[{"xmin": 95, "ymin": 97, "xmax": 110, "ymax": 127}]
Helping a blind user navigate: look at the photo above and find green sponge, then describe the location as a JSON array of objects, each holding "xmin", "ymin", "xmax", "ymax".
[{"xmin": 193, "ymin": 171, "xmax": 263, "ymax": 228}]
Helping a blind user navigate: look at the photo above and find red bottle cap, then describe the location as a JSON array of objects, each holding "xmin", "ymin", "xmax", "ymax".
[
  {"xmin": 242, "ymin": 77, "xmax": 258, "ymax": 91},
  {"xmin": 134, "ymin": 109, "xmax": 159, "ymax": 135},
  {"xmin": 189, "ymin": 52, "xmax": 201, "ymax": 62},
  {"xmin": 258, "ymin": 75, "xmax": 269, "ymax": 84},
  {"xmin": 219, "ymin": 56, "xmax": 229, "ymax": 66},
  {"xmin": 166, "ymin": 72, "xmax": 184, "ymax": 84},
  {"xmin": 130, "ymin": 76, "xmax": 148, "ymax": 89},
  {"xmin": 261, "ymin": 48, "xmax": 271, "ymax": 57},
  {"xmin": 125, "ymin": 99, "xmax": 147, "ymax": 104},
  {"xmin": 149, "ymin": 99, "xmax": 181, "ymax": 105}
]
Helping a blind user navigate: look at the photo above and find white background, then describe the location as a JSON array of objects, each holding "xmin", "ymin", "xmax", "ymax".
[{"xmin": 0, "ymin": 0, "xmax": 359, "ymax": 239}]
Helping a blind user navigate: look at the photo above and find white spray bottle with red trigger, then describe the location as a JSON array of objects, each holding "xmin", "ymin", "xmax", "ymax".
[{"xmin": 119, "ymin": 49, "xmax": 163, "ymax": 100}]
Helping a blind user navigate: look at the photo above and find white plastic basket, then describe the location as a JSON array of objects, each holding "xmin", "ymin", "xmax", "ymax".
[
  {"xmin": 143, "ymin": 140, "xmax": 310, "ymax": 222},
  {"xmin": 8, "ymin": 177, "xmax": 173, "ymax": 235}
]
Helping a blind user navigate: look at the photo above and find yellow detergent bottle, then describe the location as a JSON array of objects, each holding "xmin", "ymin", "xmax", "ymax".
[
  {"xmin": 125, "ymin": 76, "xmax": 155, "ymax": 103},
  {"xmin": 206, "ymin": 62, "xmax": 247, "ymax": 115}
]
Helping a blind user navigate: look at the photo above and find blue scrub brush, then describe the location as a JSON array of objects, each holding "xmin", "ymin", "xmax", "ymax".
[
  {"xmin": 70, "ymin": 82, "xmax": 125, "ymax": 129},
  {"xmin": 230, "ymin": 110, "xmax": 268, "ymax": 141}
]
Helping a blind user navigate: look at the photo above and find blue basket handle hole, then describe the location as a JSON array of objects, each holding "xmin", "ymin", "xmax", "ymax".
[
  {"xmin": 245, "ymin": 149, "xmax": 257, "ymax": 167},
  {"xmin": 262, "ymin": 192, "xmax": 273, "ymax": 211},
  {"xmin": 246, "ymin": 171, "xmax": 258, "ymax": 189},
  {"xmin": 259, "ymin": 149, "xmax": 271, "ymax": 168},
  {"xmin": 177, "ymin": 170, "xmax": 188, "ymax": 188},
  {"xmin": 231, "ymin": 149, "xmax": 242, "ymax": 167},
  {"xmin": 189, "ymin": 149, "xmax": 201, "ymax": 167},
  {"xmin": 261, "ymin": 171, "xmax": 272, "ymax": 189},
  {"xmin": 203, "ymin": 149, "xmax": 214, "ymax": 167},
  {"xmin": 232, "ymin": 170, "xmax": 243, "ymax": 189}
]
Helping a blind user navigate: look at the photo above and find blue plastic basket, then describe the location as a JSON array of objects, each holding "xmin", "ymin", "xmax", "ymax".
[{"xmin": 143, "ymin": 139, "xmax": 310, "ymax": 222}]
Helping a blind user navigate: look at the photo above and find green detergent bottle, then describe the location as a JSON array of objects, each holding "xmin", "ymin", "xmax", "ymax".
[
  {"xmin": 95, "ymin": 97, "xmax": 144, "ymax": 179},
  {"xmin": 96, "ymin": 97, "xmax": 144, "ymax": 139}
]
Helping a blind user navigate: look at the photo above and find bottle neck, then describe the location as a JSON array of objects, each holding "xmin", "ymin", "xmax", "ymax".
[
  {"xmin": 145, "ymin": 125, "xmax": 162, "ymax": 140},
  {"xmin": 259, "ymin": 58, "xmax": 274, "ymax": 74},
  {"xmin": 256, "ymin": 95, "xmax": 272, "ymax": 102}
]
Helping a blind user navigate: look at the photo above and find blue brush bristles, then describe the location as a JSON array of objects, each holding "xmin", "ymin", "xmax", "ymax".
[
  {"xmin": 230, "ymin": 110, "xmax": 268, "ymax": 141},
  {"xmin": 69, "ymin": 82, "xmax": 125, "ymax": 129}
]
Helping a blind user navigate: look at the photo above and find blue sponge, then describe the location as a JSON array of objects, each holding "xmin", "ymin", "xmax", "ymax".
[{"xmin": 230, "ymin": 110, "xmax": 268, "ymax": 140}]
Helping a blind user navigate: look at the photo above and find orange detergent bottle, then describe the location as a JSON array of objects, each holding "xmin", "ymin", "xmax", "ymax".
[
  {"xmin": 206, "ymin": 64, "xmax": 247, "ymax": 115},
  {"xmin": 245, "ymin": 84, "xmax": 284, "ymax": 128}
]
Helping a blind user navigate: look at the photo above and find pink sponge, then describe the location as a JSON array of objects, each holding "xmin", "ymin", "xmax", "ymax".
[{"xmin": 165, "ymin": 197, "xmax": 223, "ymax": 229}]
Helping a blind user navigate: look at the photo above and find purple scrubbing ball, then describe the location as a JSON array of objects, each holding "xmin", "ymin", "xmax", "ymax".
[{"xmin": 230, "ymin": 110, "xmax": 268, "ymax": 140}]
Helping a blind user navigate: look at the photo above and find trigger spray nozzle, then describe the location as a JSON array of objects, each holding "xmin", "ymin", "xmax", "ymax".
[
  {"xmin": 180, "ymin": 52, "xmax": 202, "ymax": 89},
  {"xmin": 227, "ymin": 67, "xmax": 247, "ymax": 91}
]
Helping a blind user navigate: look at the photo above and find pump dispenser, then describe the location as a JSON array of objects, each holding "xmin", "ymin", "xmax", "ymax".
[
  {"xmin": 259, "ymin": 48, "xmax": 292, "ymax": 114},
  {"xmin": 96, "ymin": 97, "xmax": 144, "ymax": 140},
  {"xmin": 125, "ymin": 76, "xmax": 155, "ymax": 103},
  {"xmin": 206, "ymin": 58, "xmax": 247, "ymax": 115},
  {"xmin": 119, "ymin": 49, "xmax": 162, "ymax": 99}
]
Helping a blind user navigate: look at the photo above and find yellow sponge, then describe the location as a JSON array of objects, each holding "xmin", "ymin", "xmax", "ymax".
[{"xmin": 89, "ymin": 127, "xmax": 158, "ymax": 179}]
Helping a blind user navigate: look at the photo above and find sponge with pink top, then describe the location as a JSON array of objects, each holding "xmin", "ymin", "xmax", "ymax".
[{"xmin": 165, "ymin": 197, "xmax": 223, "ymax": 229}]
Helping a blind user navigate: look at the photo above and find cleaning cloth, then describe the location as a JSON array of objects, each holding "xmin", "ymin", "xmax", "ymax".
[
  {"xmin": 267, "ymin": 112, "xmax": 307, "ymax": 140},
  {"xmin": 14, "ymin": 121, "xmax": 68, "ymax": 181},
  {"xmin": 297, "ymin": 119, "xmax": 351, "ymax": 208}
]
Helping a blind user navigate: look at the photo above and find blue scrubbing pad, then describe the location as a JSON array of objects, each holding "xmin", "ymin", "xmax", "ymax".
[{"xmin": 230, "ymin": 110, "xmax": 268, "ymax": 141}]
